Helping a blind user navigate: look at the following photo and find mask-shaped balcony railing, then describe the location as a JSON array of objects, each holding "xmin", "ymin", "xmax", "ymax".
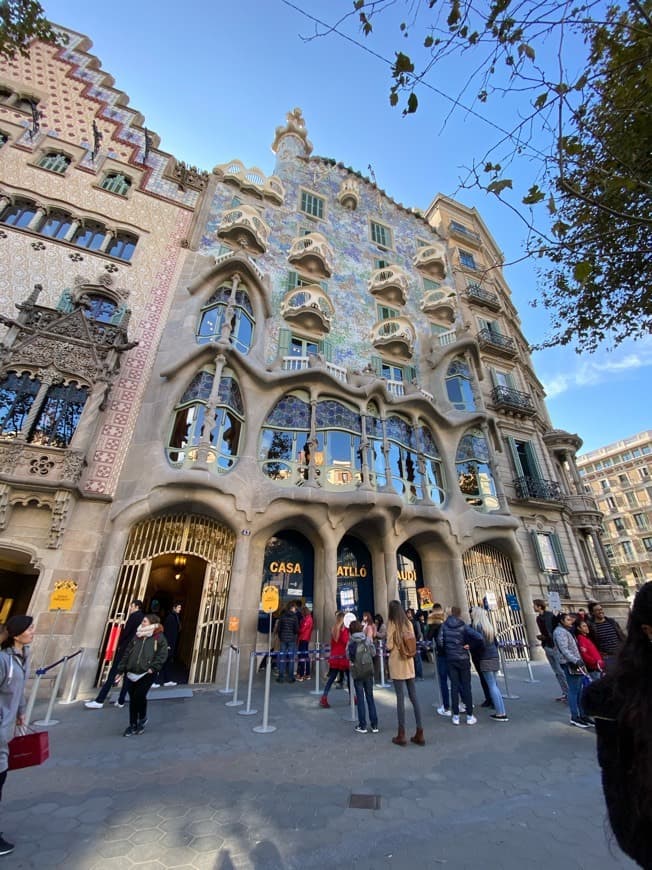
[
  {"xmin": 281, "ymin": 285, "xmax": 334, "ymax": 333},
  {"xmin": 288, "ymin": 232, "xmax": 334, "ymax": 278},
  {"xmin": 369, "ymin": 316, "xmax": 416, "ymax": 357},
  {"xmin": 217, "ymin": 205, "xmax": 270, "ymax": 254},
  {"xmin": 413, "ymin": 245, "xmax": 447, "ymax": 280},
  {"xmin": 368, "ymin": 265, "xmax": 409, "ymax": 306}
]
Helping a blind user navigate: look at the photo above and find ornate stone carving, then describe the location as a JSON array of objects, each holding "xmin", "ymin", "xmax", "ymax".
[
  {"xmin": 169, "ymin": 160, "xmax": 209, "ymax": 192},
  {"xmin": 29, "ymin": 454, "xmax": 55, "ymax": 476},
  {"xmin": 48, "ymin": 490, "xmax": 71, "ymax": 549},
  {"xmin": 0, "ymin": 483, "xmax": 10, "ymax": 531}
]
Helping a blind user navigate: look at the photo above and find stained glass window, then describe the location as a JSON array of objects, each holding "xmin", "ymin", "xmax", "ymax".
[{"xmin": 456, "ymin": 428, "xmax": 498, "ymax": 511}]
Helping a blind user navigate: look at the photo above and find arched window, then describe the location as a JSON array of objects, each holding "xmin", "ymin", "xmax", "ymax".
[
  {"xmin": 0, "ymin": 372, "xmax": 41, "ymax": 439},
  {"xmin": 456, "ymin": 428, "xmax": 499, "ymax": 512},
  {"xmin": 167, "ymin": 367, "xmax": 244, "ymax": 473},
  {"xmin": 38, "ymin": 152, "xmax": 71, "ymax": 174},
  {"xmin": 419, "ymin": 423, "xmax": 446, "ymax": 505},
  {"xmin": 1, "ymin": 199, "xmax": 37, "ymax": 228},
  {"xmin": 446, "ymin": 358, "xmax": 476, "ymax": 411},
  {"xmin": 39, "ymin": 210, "xmax": 72, "ymax": 240},
  {"xmin": 73, "ymin": 221, "xmax": 107, "ymax": 251},
  {"xmin": 101, "ymin": 173, "xmax": 131, "ymax": 196},
  {"xmin": 28, "ymin": 381, "xmax": 89, "ymax": 447},
  {"xmin": 314, "ymin": 399, "xmax": 362, "ymax": 490},
  {"xmin": 259, "ymin": 391, "xmax": 311, "ymax": 484},
  {"xmin": 197, "ymin": 285, "xmax": 254, "ymax": 354},
  {"xmin": 106, "ymin": 232, "xmax": 137, "ymax": 261}
]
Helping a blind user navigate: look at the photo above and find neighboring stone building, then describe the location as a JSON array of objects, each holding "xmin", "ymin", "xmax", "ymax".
[
  {"xmin": 578, "ymin": 430, "xmax": 652, "ymax": 593},
  {"xmin": 0, "ymin": 35, "xmax": 625, "ymax": 691}
]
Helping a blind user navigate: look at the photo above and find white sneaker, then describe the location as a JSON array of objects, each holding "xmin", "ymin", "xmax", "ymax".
[
  {"xmin": 151, "ymin": 683, "xmax": 161, "ymax": 688},
  {"xmin": 84, "ymin": 700, "xmax": 103, "ymax": 709},
  {"xmin": 163, "ymin": 681, "xmax": 177, "ymax": 687},
  {"xmin": 452, "ymin": 714, "xmax": 460, "ymax": 725},
  {"xmin": 437, "ymin": 706, "xmax": 452, "ymax": 717},
  {"xmin": 466, "ymin": 715, "xmax": 477, "ymax": 725},
  {"xmin": 459, "ymin": 703, "xmax": 466, "ymax": 713},
  {"xmin": 113, "ymin": 701, "xmax": 124, "ymax": 708}
]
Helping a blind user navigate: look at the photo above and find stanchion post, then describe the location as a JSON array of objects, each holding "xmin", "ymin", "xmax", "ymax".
[
  {"xmin": 432, "ymin": 649, "xmax": 443, "ymax": 708},
  {"xmin": 218, "ymin": 630, "xmax": 235, "ymax": 695},
  {"xmin": 226, "ymin": 645, "xmax": 243, "ymax": 707},
  {"xmin": 59, "ymin": 649, "xmax": 84, "ymax": 705},
  {"xmin": 24, "ymin": 672, "xmax": 43, "ymax": 726},
  {"xmin": 377, "ymin": 640, "xmax": 390, "ymax": 688},
  {"xmin": 310, "ymin": 637, "xmax": 322, "ymax": 696},
  {"xmin": 523, "ymin": 644, "xmax": 539, "ymax": 682},
  {"xmin": 253, "ymin": 613, "xmax": 277, "ymax": 734},
  {"xmin": 343, "ymin": 671, "xmax": 356, "ymax": 722},
  {"xmin": 498, "ymin": 645, "xmax": 520, "ymax": 700},
  {"xmin": 238, "ymin": 650, "xmax": 258, "ymax": 716},
  {"xmin": 34, "ymin": 657, "xmax": 68, "ymax": 726}
]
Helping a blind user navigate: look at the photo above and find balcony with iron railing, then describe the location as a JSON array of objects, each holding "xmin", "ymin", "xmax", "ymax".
[
  {"xmin": 369, "ymin": 316, "xmax": 416, "ymax": 358},
  {"xmin": 490, "ymin": 385, "xmax": 536, "ymax": 417},
  {"xmin": 280, "ymin": 355, "xmax": 347, "ymax": 382},
  {"xmin": 448, "ymin": 221, "xmax": 482, "ymax": 247},
  {"xmin": 217, "ymin": 205, "xmax": 270, "ymax": 254},
  {"xmin": 368, "ymin": 265, "xmax": 409, "ymax": 306},
  {"xmin": 281, "ymin": 285, "xmax": 334, "ymax": 334},
  {"xmin": 513, "ymin": 476, "xmax": 563, "ymax": 502},
  {"xmin": 214, "ymin": 159, "xmax": 285, "ymax": 204},
  {"xmin": 466, "ymin": 283, "xmax": 500, "ymax": 311},
  {"xmin": 287, "ymin": 232, "xmax": 334, "ymax": 279},
  {"xmin": 477, "ymin": 327, "xmax": 517, "ymax": 358}
]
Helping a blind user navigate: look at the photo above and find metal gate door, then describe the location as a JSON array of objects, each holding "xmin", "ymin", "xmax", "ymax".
[
  {"xmin": 463, "ymin": 544, "xmax": 528, "ymax": 661},
  {"xmin": 98, "ymin": 514, "xmax": 236, "ymax": 684}
]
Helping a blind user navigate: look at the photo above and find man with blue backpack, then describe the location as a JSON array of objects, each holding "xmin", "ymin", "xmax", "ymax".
[{"xmin": 347, "ymin": 620, "xmax": 379, "ymax": 734}]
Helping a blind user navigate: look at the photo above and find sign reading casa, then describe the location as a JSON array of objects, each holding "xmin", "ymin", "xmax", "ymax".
[{"xmin": 268, "ymin": 561, "xmax": 302, "ymax": 574}]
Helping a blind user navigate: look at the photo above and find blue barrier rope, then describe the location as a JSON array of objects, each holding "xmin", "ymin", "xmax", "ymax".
[{"xmin": 35, "ymin": 647, "xmax": 82, "ymax": 676}]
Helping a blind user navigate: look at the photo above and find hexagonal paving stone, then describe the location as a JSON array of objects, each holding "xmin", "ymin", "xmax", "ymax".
[
  {"xmin": 191, "ymin": 835, "xmax": 224, "ymax": 853},
  {"xmin": 96, "ymin": 838, "xmax": 133, "ymax": 859},
  {"xmin": 129, "ymin": 827, "xmax": 164, "ymax": 846}
]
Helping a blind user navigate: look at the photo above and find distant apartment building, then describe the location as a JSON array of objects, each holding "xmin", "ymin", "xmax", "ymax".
[{"xmin": 578, "ymin": 430, "xmax": 652, "ymax": 592}]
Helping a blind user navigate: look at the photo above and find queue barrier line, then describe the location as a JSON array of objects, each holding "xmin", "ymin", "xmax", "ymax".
[{"xmin": 26, "ymin": 648, "xmax": 84, "ymax": 727}]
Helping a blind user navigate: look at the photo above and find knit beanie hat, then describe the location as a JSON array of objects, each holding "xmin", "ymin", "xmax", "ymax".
[{"xmin": 4, "ymin": 615, "xmax": 33, "ymax": 638}]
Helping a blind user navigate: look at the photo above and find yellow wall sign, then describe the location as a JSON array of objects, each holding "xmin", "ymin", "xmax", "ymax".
[
  {"xmin": 49, "ymin": 579, "xmax": 78, "ymax": 612},
  {"xmin": 228, "ymin": 616, "xmax": 240, "ymax": 632},
  {"xmin": 261, "ymin": 585, "xmax": 280, "ymax": 614}
]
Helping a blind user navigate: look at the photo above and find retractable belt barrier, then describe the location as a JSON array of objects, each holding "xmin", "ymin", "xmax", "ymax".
[{"xmin": 25, "ymin": 648, "xmax": 84, "ymax": 727}]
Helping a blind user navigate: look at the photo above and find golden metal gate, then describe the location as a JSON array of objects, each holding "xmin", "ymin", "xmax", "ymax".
[
  {"xmin": 463, "ymin": 544, "xmax": 528, "ymax": 661},
  {"xmin": 98, "ymin": 513, "xmax": 236, "ymax": 684}
]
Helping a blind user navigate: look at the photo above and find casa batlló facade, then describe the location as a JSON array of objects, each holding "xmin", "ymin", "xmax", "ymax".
[{"xmin": 0, "ymin": 28, "xmax": 625, "ymax": 690}]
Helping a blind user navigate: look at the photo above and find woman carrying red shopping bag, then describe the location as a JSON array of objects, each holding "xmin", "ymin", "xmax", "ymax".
[{"xmin": 0, "ymin": 615, "xmax": 35, "ymax": 856}]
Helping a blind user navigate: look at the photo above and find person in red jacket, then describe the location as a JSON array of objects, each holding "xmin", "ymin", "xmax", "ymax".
[
  {"xmin": 576, "ymin": 619, "xmax": 605, "ymax": 679},
  {"xmin": 296, "ymin": 605, "xmax": 314, "ymax": 681},
  {"xmin": 319, "ymin": 611, "xmax": 350, "ymax": 708}
]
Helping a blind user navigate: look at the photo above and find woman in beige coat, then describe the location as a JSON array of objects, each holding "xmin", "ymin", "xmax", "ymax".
[{"xmin": 386, "ymin": 600, "xmax": 424, "ymax": 746}]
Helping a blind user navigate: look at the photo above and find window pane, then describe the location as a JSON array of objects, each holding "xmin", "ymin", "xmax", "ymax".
[
  {"xmin": 0, "ymin": 373, "xmax": 41, "ymax": 438},
  {"xmin": 29, "ymin": 383, "xmax": 88, "ymax": 447}
]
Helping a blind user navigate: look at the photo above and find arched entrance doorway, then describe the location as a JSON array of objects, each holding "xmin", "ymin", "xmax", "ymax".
[
  {"xmin": 463, "ymin": 543, "xmax": 528, "ymax": 659},
  {"xmin": 261, "ymin": 530, "xmax": 315, "ymax": 611},
  {"xmin": 337, "ymin": 536, "xmax": 373, "ymax": 617},
  {"xmin": 0, "ymin": 549, "xmax": 38, "ymax": 623},
  {"xmin": 99, "ymin": 513, "xmax": 236, "ymax": 685}
]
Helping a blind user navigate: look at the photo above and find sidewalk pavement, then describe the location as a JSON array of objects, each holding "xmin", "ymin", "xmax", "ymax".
[{"xmin": 5, "ymin": 661, "xmax": 637, "ymax": 870}]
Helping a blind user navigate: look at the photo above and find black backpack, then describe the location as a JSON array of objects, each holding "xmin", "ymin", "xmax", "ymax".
[{"xmin": 351, "ymin": 639, "xmax": 374, "ymax": 679}]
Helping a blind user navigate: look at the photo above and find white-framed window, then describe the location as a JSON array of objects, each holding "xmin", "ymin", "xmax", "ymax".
[
  {"xmin": 370, "ymin": 220, "xmax": 393, "ymax": 249},
  {"xmin": 458, "ymin": 249, "xmax": 477, "ymax": 270},
  {"xmin": 642, "ymin": 537, "xmax": 652, "ymax": 552},
  {"xmin": 618, "ymin": 472, "xmax": 630, "ymax": 485},
  {"xmin": 633, "ymin": 513, "xmax": 649, "ymax": 530},
  {"xmin": 626, "ymin": 490, "xmax": 638, "ymax": 508},
  {"xmin": 621, "ymin": 540, "xmax": 635, "ymax": 559},
  {"xmin": 300, "ymin": 190, "xmax": 324, "ymax": 220},
  {"xmin": 377, "ymin": 304, "xmax": 399, "ymax": 321},
  {"xmin": 640, "ymin": 466, "xmax": 649, "ymax": 480},
  {"xmin": 613, "ymin": 517, "xmax": 626, "ymax": 533},
  {"xmin": 531, "ymin": 531, "xmax": 568, "ymax": 574}
]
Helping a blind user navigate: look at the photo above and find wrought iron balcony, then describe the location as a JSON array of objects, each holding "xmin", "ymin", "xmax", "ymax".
[
  {"xmin": 217, "ymin": 205, "xmax": 270, "ymax": 253},
  {"xmin": 513, "ymin": 476, "xmax": 563, "ymax": 502},
  {"xmin": 368, "ymin": 265, "xmax": 409, "ymax": 306},
  {"xmin": 477, "ymin": 327, "xmax": 517, "ymax": 358},
  {"xmin": 288, "ymin": 231, "xmax": 334, "ymax": 279},
  {"xmin": 448, "ymin": 221, "xmax": 482, "ymax": 247},
  {"xmin": 491, "ymin": 385, "xmax": 536, "ymax": 417},
  {"xmin": 466, "ymin": 283, "xmax": 500, "ymax": 311}
]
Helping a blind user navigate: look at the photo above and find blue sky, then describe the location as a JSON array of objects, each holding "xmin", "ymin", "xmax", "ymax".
[{"xmin": 42, "ymin": 0, "xmax": 651, "ymax": 454}]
